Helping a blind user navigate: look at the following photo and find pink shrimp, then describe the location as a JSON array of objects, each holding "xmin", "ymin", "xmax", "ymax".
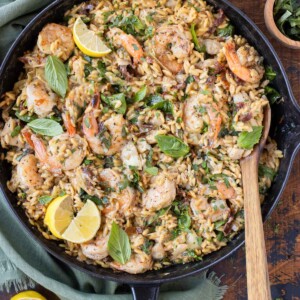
[{"xmin": 108, "ymin": 28, "xmax": 144, "ymax": 63}]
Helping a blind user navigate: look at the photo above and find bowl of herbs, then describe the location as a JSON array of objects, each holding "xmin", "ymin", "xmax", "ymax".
[{"xmin": 265, "ymin": 0, "xmax": 300, "ymax": 49}]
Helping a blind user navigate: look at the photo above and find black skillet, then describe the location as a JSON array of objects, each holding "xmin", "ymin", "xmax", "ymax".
[{"xmin": 0, "ymin": 0, "xmax": 300, "ymax": 299}]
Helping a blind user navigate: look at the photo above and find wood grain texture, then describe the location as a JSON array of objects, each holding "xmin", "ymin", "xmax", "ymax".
[
  {"xmin": 240, "ymin": 103, "xmax": 272, "ymax": 300},
  {"xmin": 0, "ymin": 1, "xmax": 299, "ymax": 299}
]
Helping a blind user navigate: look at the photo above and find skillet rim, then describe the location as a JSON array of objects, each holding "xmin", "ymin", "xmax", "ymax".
[{"xmin": 0, "ymin": 0, "xmax": 300, "ymax": 286}]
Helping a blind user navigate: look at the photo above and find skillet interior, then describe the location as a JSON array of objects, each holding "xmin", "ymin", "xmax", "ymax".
[{"xmin": 0, "ymin": 0, "xmax": 300, "ymax": 286}]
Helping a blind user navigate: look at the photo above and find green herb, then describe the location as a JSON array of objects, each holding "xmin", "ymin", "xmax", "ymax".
[
  {"xmin": 197, "ymin": 236, "xmax": 203, "ymax": 245},
  {"xmin": 186, "ymin": 75, "xmax": 195, "ymax": 84},
  {"xmin": 119, "ymin": 178, "xmax": 129, "ymax": 191},
  {"xmin": 79, "ymin": 188, "xmax": 102, "ymax": 205},
  {"xmin": 28, "ymin": 118, "xmax": 63, "ymax": 137},
  {"xmin": 110, "ymin": 14, "xmax": 145, "ymax": 36},
  {"xmin": 186, "ymin": 249, "xmax": 203, "ymax": 261},
  {"xmin": 101, "ymin": 93, "xmax": 127, "ymax": 114},
  {"xmin": 145, "ymin": 166, "xmax": 158, "ymax": 176},
  {"xmin": 265, "ymin": 86, "xmax": 281, "ymax": 104},
  {"xmin": 178, "ymin": 209, "xmax": 191, "ymax": 231},
  {"xmin": 108, "ymin": 222, "xmax": 131, "ymax": 264},
  {"xmin": 198, "ymin": 106, "xmax": 207, "ymax": 114},
  {"xmin": 11, "ymin": 125, "xmax": 21, "ymax": 137},
  {"xmin": 147, "ymin": 206, "xmax": 169, "ymax": 225},
  {"xmin": 155, "ymin": 135, "xmax": 190, "ymax": 158},
  {"xmin": 217, "ymin": 24, "xmax": 235, "ymax": 37},
  {"xmin": 274, "ymin": 0, "xmax": 300, "ymax": 41},
  {"xmin": 45, "ymin": 55, "xmax": 68, "ymax": 98},
  {"xmin": 84, "ymin": 64, "xmax": 94, "ymax": 78},
  {"xmin": 59, "ymin": 190, "xmax": 66, "ymax": 197},
  {"xmin": 192, "ymin": 164, "xmax": 199, "ymax": 171},
  {"xmin": 176, "ymin": 117, "xmax": 182, "ymax": 123},
  {"xmin": 258, "ymin": 164, "xmax": 277, "ymax": 181},
  {"xmin": 16, "ymin": 150, "xmax": 30, "ymax": 162},
  {"xmin": 15, "ymin": 111, "xmax": 37, "ymax": 123},
  {"xmin": 141, "ymin": 239, "xmax": 153, "ymax": 254},
  {"xmin": 134, "ymin": 86, "xmax": 147, "ymax": 102},
  {"xmin": 200, "ymin": 90, "xmax": 210, "ymax": 95},
  {"xmin": 214, "ymin": 219, "xmax": 227, "ymax": 230},
  {"xmin": 190, "ymin": 23, "xmax": 206, "ymax": 52},
  {"xmin": 265, "ymin": 66, "xmax": 277, "ymax": 81},
  {"xmin": 121, "ymin": 125, "xmax": 127, "ymax": 138},
  {"xmin": 39, "ymin": 195, "xmax": 53, "ymax": 205},
  {"xmin": 147, "ymin": 94, "xmax": 174, "ymax": 115},
  {"xmin": 97, "ymin": 61, "xmax": 106, "ymax": 77},
  {"xmin": 129, "ymin": 169, "xmax": 144, "ymax": 192},
  {"xmin": 83, "ymin": 159, "xmax": 92, "ymax": 165},
  {"xmin": 103, "ymin": 11, "xmax": 114, "ymax": 23},
  {"xmin": 216, "ymin": 232, "xmax": 227, "ymax": 242},
  {"xmin": 237, "ymin": 126, "xmax": 263, "ymax": 150}
]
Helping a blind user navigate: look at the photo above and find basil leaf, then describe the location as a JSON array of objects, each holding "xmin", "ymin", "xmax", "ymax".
[
  {"xmin": 11, "ymin": 126, "xmax": 21, "ymax": 137},
  {"xmin": 265, "ymin": 86, "xmax": 281, "ymax": 104},
  {"xmin": 79, "ymin": 188, "xmax": 103, "ymax": 205},
  {"xmin": 190, "ymin": 23, "xmax": 206, "ymax": 53},
  {"xmin": 134, "ymin": 86, "xmax": 147, "ymax": 102},
  {"xmin": 155, "ymin": 135, "xmax": 190, "ymax": 158},
  {"xmin": 45, "ymin": 55, "xmax": 68, "ymax": 98},
  {"xmin": 147, "ymin": 95, "xmax": 174, "ymax": 115},
  {"xmin": 265, "ymin": 66, "xmax": 277, "ymax": 81},
  {"xmin": 258, "ymin": 164, "xmax": 277, "ymax": 181},
  {"xmin": 108, "ymin": 222, "xmax": 131, "ymax": 264},
  {"xmin": 145, "ymin": 166, "xmax": 158, "ymax": 176},
  {"xmin": 237, "ymin": 126, "xmax": 263, "ymax": 150},
  {"xmin": 101, "ymin": 93, "xmax": 127, "ymax": 114},
  {"xmin": 15, "ymin": 111, "xmax": 37, "ymax": 123},
  {"xmin": 28, "ymin": 118, "xmax": 63, "ymax": 136},
  {"xmin": 217, "ymin": 24, "xmax": 235, "ymax": 37},
  {"xmin": 39, "ymin": 195, "xmax": 53, "ymax": 205}
]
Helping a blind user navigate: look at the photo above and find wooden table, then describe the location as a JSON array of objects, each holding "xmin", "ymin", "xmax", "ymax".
[{"xmin": 1, "ymin": 0, "xmax": 299, "ymax": 299}]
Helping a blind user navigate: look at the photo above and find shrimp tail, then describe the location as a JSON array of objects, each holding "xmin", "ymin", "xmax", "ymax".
[
  {"xmin": 31, "ymin": 134, "xmax": 62, "ymax": 174},
  {"xmin": 63, "ymin": 112, "xmax": 76, "ymax": 136},
  {"xmin": 22, "ymin": 129, "xmax": 35, "ymax": 148}
]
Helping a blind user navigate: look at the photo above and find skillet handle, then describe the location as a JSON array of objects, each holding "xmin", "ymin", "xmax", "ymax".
[{"xmin": 130, "ymin": 284, "xmax": 160, "ymax": 300}]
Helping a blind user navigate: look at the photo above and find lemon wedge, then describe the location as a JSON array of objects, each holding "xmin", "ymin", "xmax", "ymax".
[
  {"xmin": 44, "ymin": 195, "xmax": 73, "ymax": 239},
  {"xmin": 73, "ymin": 17, "xmax": 111, "ymax": 57},
  {"xmin": 62, "ymin": 200, "xmax": 101, "ymax": 243},
  {"xmin": 11, "ymin": 290, "xmax": 46, "ymax": 300}
]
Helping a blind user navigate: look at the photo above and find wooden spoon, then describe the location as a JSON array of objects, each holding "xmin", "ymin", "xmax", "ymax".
[{"xmin": 240, "ymin": 103, "xmax": 272, "ymax": 300}]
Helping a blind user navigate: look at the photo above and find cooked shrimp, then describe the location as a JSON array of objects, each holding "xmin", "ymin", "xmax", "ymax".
[
  {"xmin": 151, "ymin": 242, "xmax": 165, "ymax": 260},
  {"xmin": 65, "ymin": 86, "xmax": 89, "ymax": 124},
  {"xmin": 216, "ymin": 181, "xmax": 236, "ymax": 199},
  {"xmin": 191, "ymin": 196, "xmax": 229, "ymax": 222},
  {"xmin": 100, "ymin": 169, "xmax": 136, "ymax": 214},
  {"xmin": 83, "ymin": 112, "xmax": 126, "ymax": 156},
  {"xmin": 206, "ymin": 103, "xmax": 222, "ymax": 145},
  {"xmin": 62, "ymin": 112, "xmax": 76, "ymax": 137},
  {"xmin": 30, "ymin": 134, "xmax": 62, "ymax": 174},
  {"xmin": 183, "ymin": 94, "xmax": 222, "ymax": 145},
  {"xmin": 224, "ymin": 41, "xmax": 264, "ymax": 84},
  {"xmin": 48, "ymin": 133, "xmax": 87, "ymax": 171},
  {"xmin": 183, "ymin": 94, "xmax": 205, "ymax": 133},
  {"xmin": 80, "ymin": 233, "xmax": 109, "ymax": 261},
  {"xmin": 17, "ymin": 154, "xmax": 43, "ymax": 190},
  {"xmin": 142, "ymin": 173, "xmax": 176, "ymax": 210},
  {"xmin": 108, "ymin": 28, "xmax": 144, "ymax": 64},
  {"xmin": 121, "ymin": 142, "xmax": 142, "ymax": 170},
  {"xmin": 153, "ymin": 25, "xmax": 192, "ymax": 74},
  {"xmin": 110, "ymin": 253, "xmax": 153, "ymax": 274},
  {"xmin": 0, "ymin": 118, "xmax": 24, "ymax": 149},
  {"xmin": 26, "ymin": 79, "xmax": 58, "ymax": 117},
  {"xmin": 73, "ymin": 165, "xmax": 103, "ymax": 197},
  {"xmin": 37, "ymin": 23, "xmax": 75, "ymax": 61}
]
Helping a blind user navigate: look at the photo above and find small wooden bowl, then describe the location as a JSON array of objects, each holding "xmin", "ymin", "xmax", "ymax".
[{"xmin": 264, "ymin": 0, "xmax": 300, "ymax": 49}]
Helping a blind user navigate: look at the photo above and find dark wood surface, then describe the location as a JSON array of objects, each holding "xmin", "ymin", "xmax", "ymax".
[{"xmin": 1, "ymin": 0, "xmax": 299, "ymax": 299}]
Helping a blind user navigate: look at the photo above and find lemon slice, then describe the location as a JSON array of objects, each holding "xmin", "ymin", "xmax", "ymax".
[
  {"xmin": 44, "ymin": 195, "xmax": 73, "ymax": 239},
  {"xmin": 73, "ymin": 17, "xmax": 111, "ymax": 57},
  {"xmin": 62, "ymin": 200, "xmax": 101, "ymax": 243},
  {"xmin": 11, "ymin": 290, "xmax": 46, "ymax": 300}
]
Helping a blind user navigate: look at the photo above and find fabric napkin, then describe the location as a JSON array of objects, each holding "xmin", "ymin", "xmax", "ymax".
[{"xmin": 0, "ymin": 1, "xmax": 228, "ymax": 299}]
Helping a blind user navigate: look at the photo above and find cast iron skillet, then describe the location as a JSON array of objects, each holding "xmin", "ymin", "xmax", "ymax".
[{"xmin": 0, "ymin": 0, "xmax": 300, "ymax": 299}]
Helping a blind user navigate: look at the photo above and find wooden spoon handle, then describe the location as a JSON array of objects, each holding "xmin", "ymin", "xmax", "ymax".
[{"xmin": 241, "ymin": 156, "xmax": 272, "ymax": 300}]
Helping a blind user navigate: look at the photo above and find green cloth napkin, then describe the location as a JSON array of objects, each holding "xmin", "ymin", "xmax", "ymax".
[{"xmin": 0, "ymin": 1, "xmax": 228, "ymax": 299}]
